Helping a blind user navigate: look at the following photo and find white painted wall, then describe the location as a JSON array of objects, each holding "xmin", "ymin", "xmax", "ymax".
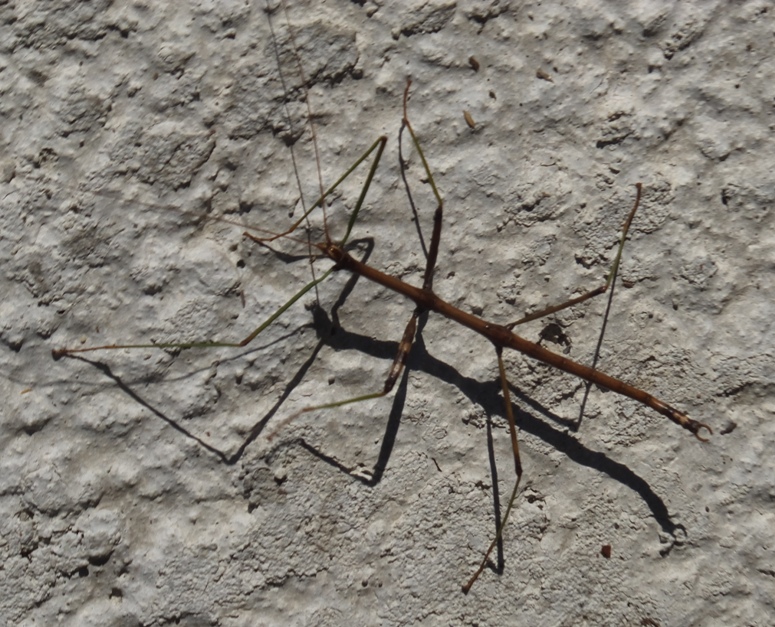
[{"xmin": 2, "ymin": 1, "xmax": 773, "ymax": 624}]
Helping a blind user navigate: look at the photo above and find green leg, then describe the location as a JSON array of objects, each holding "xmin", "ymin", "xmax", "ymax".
[
  {"xmin": 52, "ymin": 134, "xmax": 391, "ymax": 360},
  {"xmin": 505, "ymin": 183, "xmax": 642, "ymax": 328},
  {"xmin": 399, "ymin": 79, "xmax": 445, "ymax": 292},
  {"xmin": 252, "ymin": 136, "xmax": 388, "ymax": 247},
  {"xmin": 399, "ymin": 79, "xmax": 527, "ymax": 592},
  {"xmin": 503, "ymin": 184, "xmax": 643, "ymax": 430},
  {"xmin": 268, "ymin": 78, "xmax": 452, "ymax": 438},
  {"xmin": 265, "ymin": 309, "xmax": 421, "ymax": 441},
  {"xmin": 459, "ymin": 185, "xmax": 643, "ymax": 590},
  {"xmin": 52, "ymin": 269, "xmax": 335, "ymax": 359}
]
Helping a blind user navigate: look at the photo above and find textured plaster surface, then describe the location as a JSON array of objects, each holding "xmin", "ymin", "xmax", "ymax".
[{"xmin": 2, "ymin": 1, "xmax": 774, "ymax": 625}]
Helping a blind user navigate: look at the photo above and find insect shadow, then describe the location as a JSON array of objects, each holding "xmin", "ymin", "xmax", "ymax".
[{"xmin": 60, "ymin": 258, "xmax": 687, "ymax": 583}]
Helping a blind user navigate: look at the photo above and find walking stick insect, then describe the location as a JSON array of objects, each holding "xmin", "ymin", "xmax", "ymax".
[{"xmin": 52, "ymin": 75, "xmax": 712, "ymax": 592}]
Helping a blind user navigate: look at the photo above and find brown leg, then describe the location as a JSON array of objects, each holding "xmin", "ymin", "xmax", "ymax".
[
  {"xmin": 462, "ymin": 346, "xmax": 523, "ymax": 593},
  {"xmin": 505, "ymin": 184, "xmax": 642, "ymax": 329},
  {"xmin": 265, "ymin": 310, "xmax": 420, "ymax": 440}
]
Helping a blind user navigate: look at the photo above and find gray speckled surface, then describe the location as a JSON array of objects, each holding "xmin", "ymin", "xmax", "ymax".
[{"xmin": 2, "ymin": 1, "xmax": 774, "ymax": 625}]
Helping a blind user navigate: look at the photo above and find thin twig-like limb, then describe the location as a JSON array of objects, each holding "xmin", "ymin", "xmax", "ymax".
[
  {"xmin": 258, "ymin": 136, "xmax": 388, "ymax": 245},
  {"xmin": 401, "ymin": 79, "xmax": 444, "ymax": 292},
  {"xmin": 506, "ymin": 184, "xmax": 642, "ymax": 329},
  {"xmin": 269, "ymin": 80, "xmax": 446, "ymax": 439},
  {"xmin": 575, "ymin": 187, "xmax": 642, "ymax": 427},
  {"xmin": 278, "ymin": 0, "xmax": 328, "ymax": 234},
  {"xmin": 51, "ymin": 269, "xmax": 334, "ymax": 358},
  {"xmin": 51, "ymin": 135, "xmax": 387, "ymax": 359},
  {"xmin": 505, "ymin": 186, "xmax": 643, "ymax": 431},
  {"xmin": 266, "ymin": 309, "xmax": 419, "ymax": 441},
  {"xmin": 462, "ymin": 346, "xmax": 523, "ymax": 593},
  {"xmin": 266, "ymin": 0, "xmax": 325, "ymax": 300}
]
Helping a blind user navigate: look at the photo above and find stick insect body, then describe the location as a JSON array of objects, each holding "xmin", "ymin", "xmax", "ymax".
[{"xmin": 53, "ymin": 78, "xmax": 711, "ymax": 593}]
